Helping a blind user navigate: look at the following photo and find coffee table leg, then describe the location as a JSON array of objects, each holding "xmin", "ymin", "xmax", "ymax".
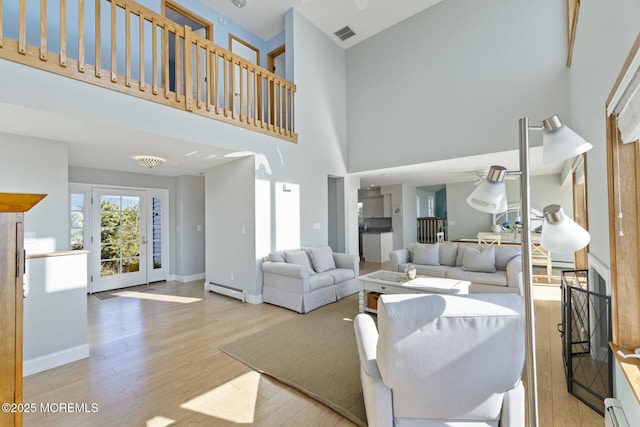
[{"xmin": 359, "ymin": 289, "xmax": 365, "ymax": 313}]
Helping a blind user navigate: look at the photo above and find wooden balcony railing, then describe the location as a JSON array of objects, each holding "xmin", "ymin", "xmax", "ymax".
[
  {"xmin": 417, "ymin": 217, "xmax": 447, "ymax": 243},
  {"xmin": 0, "ymin": 0, "xmax": 297, "ymax": 142}
]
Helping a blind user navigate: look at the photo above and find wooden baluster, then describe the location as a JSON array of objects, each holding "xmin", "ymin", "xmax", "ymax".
[
  {"xmin": 195, "ymin": 41, "xmax": 201, "ymax": 109},
  {"xmin": 291, "ymin": 88, "xmax": 295, "ymax": 136},
  {"xmin": 163, "ymin": 25, "xmax": 169, "ymax": 98},
  {"xmin": 152, "ymin": 17, "xmax": 158, "ymax": 94},
  {"xmin": 0, "ymin": 0, "xmax": 4, "ymax": 48},
  {"xmin": 39, "ymin": 0, "xmax": 47, "ymax": 60},
  {"xmin": 253, "ymin": 69, "xmax": 258, "ymax": 126},
  {"xmin": 223, "ymin": 54, "xmax": 228, "ymax": 117},
  {"xmin": 110, "ymin": 0, "xmax": 116, "ymax": 81},
  {"xmin": 95, "ymin": 0, "xmax": 101, "ymax": 77},
  {"xmin": 230, "ymin": 58, "xmax": 235, "ymax": 119},
  {"xmin": 60, "ymin": 0, "xmax": 67, "ymax": 65},
  {"xmin": 183, "ymin": 26, "xmax": 193, "ymax": 111},
  {"xmin": 78, "ymin": 0, "xmax": 85, "ymax": 72},
  {"xmin": 213, "ymin": 51, "xmax": 219, "ymax": 114},
  {"xmin": 238, "ymin": 61, "xmax": 245, "ymax": 122},
  {"xmin": 175, "ymin": 30, "xmax": 181, "ymax": 102},
  {"xmin": 205, "ymin": 47, "xmax": 212, "ymax": 112},
  {"xmin": 285, "ymin": 85, "xmax": 289, "ymax": 135},
  {"xmin": 279, "ymin": 82, "xmax": 283, "ymax": 134},
  {"xmin": 18, "ymin": 0, "xmax": 26, "ymax": 54},
  {"xmin": 267, "ymin": 76, "xmax": 272, "ymax": 130},
  {"xmin": 124, "ymin": 3, "xmax": 131, "ymax": 86},
  {"xmin": 139, "ymin": 11, "xmax": 145, "ymax": 91}
]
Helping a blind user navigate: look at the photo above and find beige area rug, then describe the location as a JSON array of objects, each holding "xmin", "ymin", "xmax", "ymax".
[{"xmin": 219, "ymin": 295, "xmax": 367, "ymax": 426}]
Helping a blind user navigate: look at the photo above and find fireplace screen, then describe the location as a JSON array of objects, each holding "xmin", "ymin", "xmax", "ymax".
[{"xmin": 559, "ymin": 270, "xmax": 612, "ymax": 416}]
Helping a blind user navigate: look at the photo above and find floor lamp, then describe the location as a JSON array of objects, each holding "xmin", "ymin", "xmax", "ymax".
[{"xmin": 466, "ymin": 115, "xmax": 592, "ymax": 427}]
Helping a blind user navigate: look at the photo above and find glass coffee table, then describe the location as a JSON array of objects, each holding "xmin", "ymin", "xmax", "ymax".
[{"xmin": 358, "ymin": 270, "xmax": 471, "ymax": 313}]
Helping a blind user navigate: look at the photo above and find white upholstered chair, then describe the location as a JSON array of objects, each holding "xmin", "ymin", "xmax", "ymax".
[{"xmin": 354, "ymin": 293, "xmax": 525, "ymax": 427}]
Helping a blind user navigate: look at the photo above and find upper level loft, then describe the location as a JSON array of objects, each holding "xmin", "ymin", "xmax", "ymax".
[{"xmin": 0, "ymin": 0, "xmax": 297, "ymax": 143}]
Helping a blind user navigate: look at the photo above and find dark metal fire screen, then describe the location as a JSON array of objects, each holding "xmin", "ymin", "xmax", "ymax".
[{"xmin": 559, "ymin": 270, "xmax": 612, "ymax": 416}]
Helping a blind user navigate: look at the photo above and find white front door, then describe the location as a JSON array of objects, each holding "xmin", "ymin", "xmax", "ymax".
[{"xmin": 91, "ymin": 188, "xmax": 147, "ymax": 292}]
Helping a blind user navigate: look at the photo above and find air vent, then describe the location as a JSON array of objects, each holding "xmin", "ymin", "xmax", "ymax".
[{"xmin": 334, "ymin": 26, "xmax": 356, "ymax": 41}]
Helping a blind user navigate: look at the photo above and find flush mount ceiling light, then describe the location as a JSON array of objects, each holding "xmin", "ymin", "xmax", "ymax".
[
  {"xmin": 134, "ymin": 155, "xmax": 166, "ymax": 168},
  {"xmin": 231, "ymin": 0, "xmax": 246, "ymax": 8}
]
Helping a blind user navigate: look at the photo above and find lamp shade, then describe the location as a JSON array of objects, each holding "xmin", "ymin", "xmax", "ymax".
[
  {"xmin": 542, "ymin": 115, "xmax": 593, "ymax": 163},
  {"xmin": 466, "ymin": 166, "xmax": 508, "ymax": 214},
  {"xmin": 540, "ymin": 204, "xmax": 590, "ymax": 252}
]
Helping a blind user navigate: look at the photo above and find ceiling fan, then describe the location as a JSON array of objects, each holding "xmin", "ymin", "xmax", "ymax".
[{"xmin": 301, "ymin": 0, "xmax": 369, "ymax": 11}]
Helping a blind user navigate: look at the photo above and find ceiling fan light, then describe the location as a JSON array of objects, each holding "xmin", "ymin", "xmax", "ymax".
[{"xmin": 231, "ymin": 0, "xmax": 246, "ymax": 8}]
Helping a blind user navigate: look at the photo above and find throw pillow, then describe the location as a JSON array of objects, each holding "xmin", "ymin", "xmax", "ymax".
[
  {"xmin": 309, "ymin": 246, "xmax": 336, "ymax": 273},
  {"xmin": 284, "ymin": 250, "xmax": 312, "ymax": 270},
  {"xmin": 439, "ymin": 243, "xmax": 458, "ymax": 266},
  {"xmin": 269, "ymin": 251, "xmax": 285, "ymax": 262},
  {"xmin": 461, "ymin": 246, "xmax": 497, "ymax": 273},
  {"xmin": 412, "ymin": 243, "xmax": 440, "ymax": 266}
]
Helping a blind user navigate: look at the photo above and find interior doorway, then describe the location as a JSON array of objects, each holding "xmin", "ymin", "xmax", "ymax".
[
  {"xmin": 267, "ymin": 44, "xmax": 286, "ymax": 127},
  {"xmin": 328, "ymin": 176, "xmax": 346, "ymax": 253},
  {"xmin": 163, "ymin": 0, "xmax": 213, "ymax": 97},
  {"xmin": 229, "ymin": 35, "xmax": 260, "ymax": 119}
]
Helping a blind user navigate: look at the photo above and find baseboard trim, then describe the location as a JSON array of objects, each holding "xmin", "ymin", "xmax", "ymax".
[
  {"xmin": 24, "ymin": 344, "xmax": 90, "ymax": 377},
  {"xmin": 204, "ymin": 282, "xmax": 262, "ymax": 305},
  {"xmin": 175, "ymin": 273, "xmax": 205, "ymax": 283}
]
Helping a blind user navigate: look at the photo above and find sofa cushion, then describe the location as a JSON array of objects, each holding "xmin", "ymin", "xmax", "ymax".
[
  {"xmin": 412, "ymin": 264, "xmax": 449, "ymax": 278},
  {"xmin": 413, "ymin": 243, "xmax": 440, "ymax": 265},
  {"xmin": 309, "ymin": 246, "xmax": 336, "ymax": 273},
  {"xmin": 285, "ymin": 250, "xmax": 312, "ymax": 269},
  {"xmin": 322, "ymin": 268, "xmax": 355, "ymax": 284},
  {"xmin": 495, "ymin": 246, "xmax": 521, "ymax": 270},
  {"xmin": 439, "ymin": 243, "xmax": 458, "ymax": 266},
  {"xmin": 309, "ymin": 273, "xmax": 335, "ymax": 291},
  {"xmin": 447, "ymin": 267, "xmax": 508, "ymax": 287},
  {"xmin": 461, "ymin": 246, "xmax": 496, "ymax": 273}
]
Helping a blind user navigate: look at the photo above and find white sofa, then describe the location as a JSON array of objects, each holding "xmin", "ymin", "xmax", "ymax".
[
  {"xmin": 390, "ymin": 242, "xmax": 522, "ymax": 294},
  {"xmin": 261, "ymin": 246, "xmax": 360, "ymax": 313},
  {"xmin": 354, "ymin": 293, "xmax": 525, "ymax": 427}
]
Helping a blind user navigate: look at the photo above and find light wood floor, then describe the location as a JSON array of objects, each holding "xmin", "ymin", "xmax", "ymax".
[{"xmin": 22, "ymin": 262, "xmax": 603, "ymax": 426}]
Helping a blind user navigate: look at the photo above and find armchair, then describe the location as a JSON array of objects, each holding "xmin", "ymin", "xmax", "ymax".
[{"xmin": 354, "ymin": 293, "xmax": 525, "ymax": 427}]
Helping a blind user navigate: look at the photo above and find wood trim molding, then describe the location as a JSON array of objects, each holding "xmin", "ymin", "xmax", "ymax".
[
  {"xmin": 267, "ymin": 44, "xmax": 285, "ymax": 74},
  {"xmin": 566, "ymin": 0, "xmax": 580, "ymax": 67},
  {"xmin": 162, "ymin": 0, "xmax": 213, "ymax": 41},
  {"xmin": 228, "ymin": 34, "xmax": 260, "ymax": 66}
]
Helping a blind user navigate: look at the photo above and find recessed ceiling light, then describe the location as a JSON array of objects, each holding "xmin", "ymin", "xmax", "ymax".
[
  {"xmin": 185, "ymin": 151, "xmax": 198, "ymax": 157},
  {"xmin": 206, "ymin": 154, "xmax": 218, "ymax": 159},
  {"xmin": 231, "ymin": 0, "xmax": 246, "ymax": 8},
  {"xmin": 224, "ymin": 151, "xmax": 254, "ymax": 158}
]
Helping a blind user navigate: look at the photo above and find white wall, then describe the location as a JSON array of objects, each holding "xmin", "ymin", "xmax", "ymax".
[
  {"xmin": 568, "ymin": 0, "xmax": 640, "ymax": 421},
  {"xmin": 175, "ymin": 175, "xmax": 205, "ymax": 279},
  {"xmin": 346, "ymin": 0, "xmax": 569, "ymax": 173},
  {"xmin": 205, "ymin": 157, "xmax": 257, "ymax": 294},
  {"xmin": 0, "ymin": 134, "xmax": 68, "ymax": 253}
]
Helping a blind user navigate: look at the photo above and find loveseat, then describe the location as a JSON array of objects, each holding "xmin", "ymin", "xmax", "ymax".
[
  {"xmin": 261, "ymin": 246, "xmax": 360, "ymax": 313},
  {"xmin": 389, "ymin": 242, "xmax": 522, "ymax": 294}
]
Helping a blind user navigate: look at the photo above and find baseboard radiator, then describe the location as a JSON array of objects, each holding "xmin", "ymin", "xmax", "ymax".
[
  {"xmin": 207, "ymin": 282, "xmax": 246, "ymax": 302},
  {"xmin": 605, "ymin": 398, "xmax": 630, "ymax": 427}
]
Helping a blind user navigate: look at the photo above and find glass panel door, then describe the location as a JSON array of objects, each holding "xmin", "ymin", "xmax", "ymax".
[{"xmin": 91, "ymin": 188, "xmax": 147, "ymax": 293}]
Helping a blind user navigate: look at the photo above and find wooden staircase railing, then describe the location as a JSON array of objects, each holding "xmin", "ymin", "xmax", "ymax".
[
  {"xmin": 417, "ymin": 217, "xmax": 447, "ymax": 243},
  {"xmin": 0, "ymin": 0, "xmax": 297, "ymax": 142}
]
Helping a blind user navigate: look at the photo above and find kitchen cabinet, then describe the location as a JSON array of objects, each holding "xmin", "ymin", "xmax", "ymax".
[
  {"xmin": 0, "ymin": 193, "xmax": 45, "ymax": 427},
  {"xmin": 383, "ymin": 194, "xmax": 391, "ymax": 217},
  {"xmin": 362, "ymin": 197, "xmax": 383, "ymax": 218},
  {"xmin": 362, "ymin": 232, "xmax": 393, "ymax": 262}
]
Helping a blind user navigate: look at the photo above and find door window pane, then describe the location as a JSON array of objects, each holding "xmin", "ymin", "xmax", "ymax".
[
  {"xmin": 70, "ymin": 193, "xmax": 85, "ymax": 250},
  {"xmin": 100, "ymin": 195, "xmax": 141, "ymax": 276}
]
